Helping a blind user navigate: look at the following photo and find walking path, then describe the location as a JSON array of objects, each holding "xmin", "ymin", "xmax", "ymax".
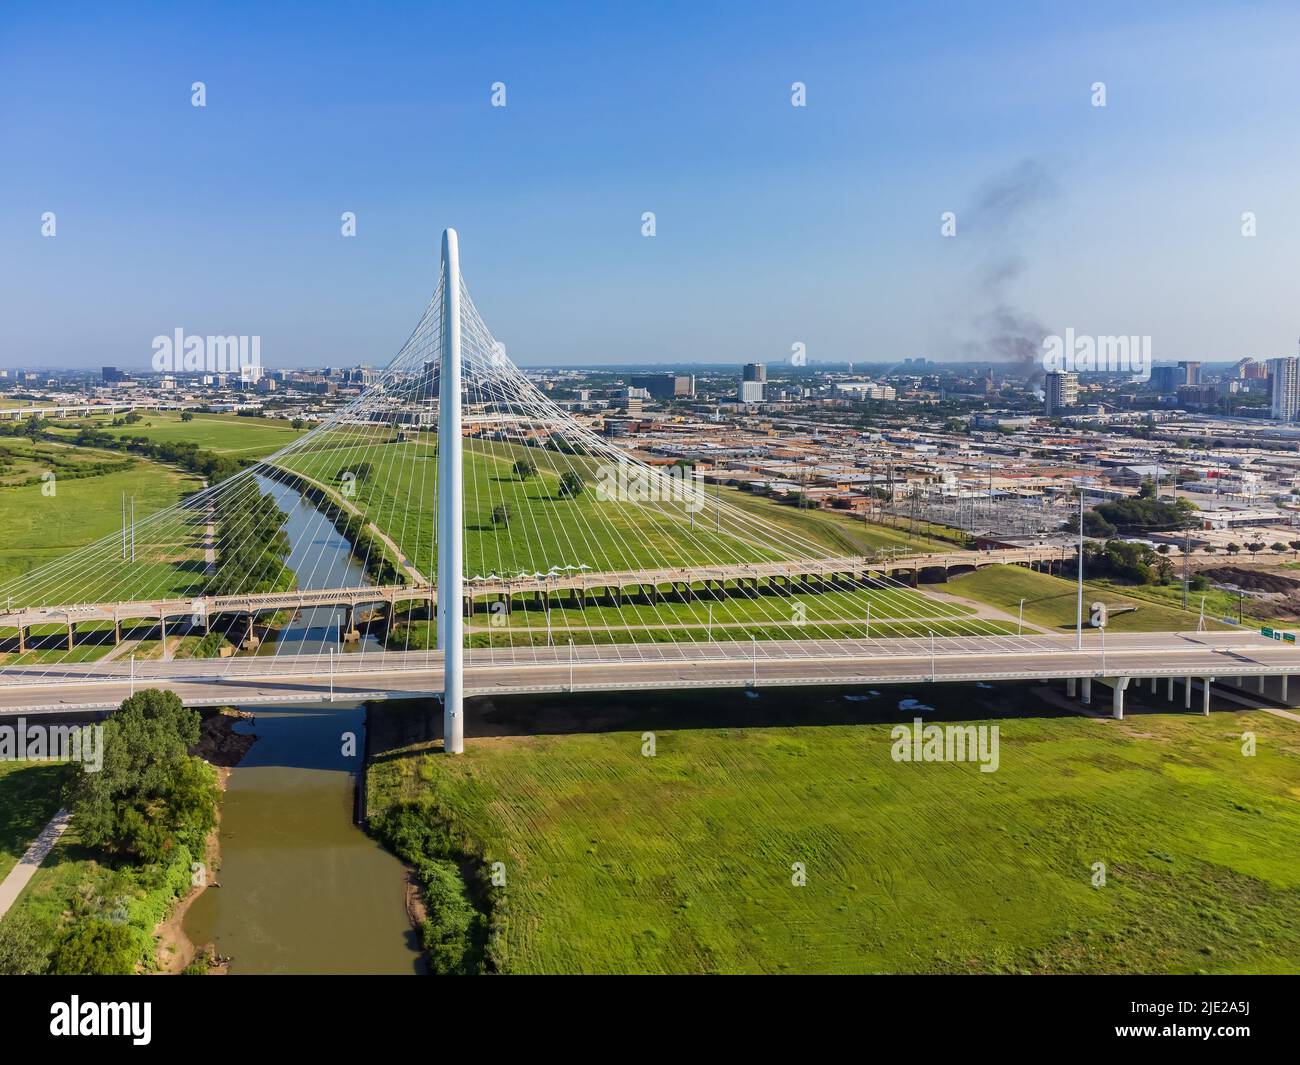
[{"xmin": 0, "ymin": 808, "xmax": 71, "ymax": 919}]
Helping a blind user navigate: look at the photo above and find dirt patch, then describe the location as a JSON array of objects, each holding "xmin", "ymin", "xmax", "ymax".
[
  {"xmin": 1200, "ymin": 566, "xmax": 1300, "ymax": 593},
  {"xmin": 192, "ymin": 707, "xmax": 257, "ymax": 767},
  {"xmin": 154, "ymin": 710, "xmax": 256, "ymax": 974},
  {"xmin": 404, "ymin": 869, "xmax": 428, "ymax": 928}
]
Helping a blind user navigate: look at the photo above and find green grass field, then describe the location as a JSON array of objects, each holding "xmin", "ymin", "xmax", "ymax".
[
  {"xmin": 368, "ymin": 689, "xmax": 1300, "ymax": 974},
  {"xmin": 0, "ymin": 457, "xmax": 202, "ymax": 588},
  {"xmin": 55, "ymin": 410, "xmax": 308, "ymax": 459},
  {"xmin": 947, "ymin": 564, "xmax": 1230, "ymax": 633}
]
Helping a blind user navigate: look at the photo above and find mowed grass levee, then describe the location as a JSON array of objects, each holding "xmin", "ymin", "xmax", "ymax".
[{"xmin": 368, "ymin": 693, "xmax": 1300, "ymax": 974}]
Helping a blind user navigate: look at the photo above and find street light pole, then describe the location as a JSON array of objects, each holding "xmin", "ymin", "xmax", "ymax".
[
  {"xmin": 1076, "ymin": 481, "xmax": 1084, "ymax": 650},
  {"xmin": 1018, "ymin": 598, "xmax": 1025, "ymax": 636}
]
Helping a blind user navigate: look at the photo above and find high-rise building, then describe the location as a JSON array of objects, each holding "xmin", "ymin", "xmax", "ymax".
[
  {"xmin": 1269, "ymin": 357, "xmax": 1300, "ymax": 421},
  {"xmin": 630, "ymin": 373, "xmax": 695, "ymax": 401},
  {"xmin": 739, "ymin": 363, "xmax": 766, "ymax": 404},
  {"xmin": 1177, "ymin": 360, "xmax": 1201, "ymax": 385},
  {"xmin": 1149, "ymin": 365, "xmax": 1181, "ymax": 393},
  {"xmin": 1043, "ymin": 371, "xmax": 1078, "ymax": 415}
]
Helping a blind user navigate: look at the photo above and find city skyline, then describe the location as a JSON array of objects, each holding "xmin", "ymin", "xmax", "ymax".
[{"xmin": 3, "ymin": 1, "xmax": 1300, "ymax": 371}]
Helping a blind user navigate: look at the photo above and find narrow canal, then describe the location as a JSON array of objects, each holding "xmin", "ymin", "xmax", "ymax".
[{"xmin": 182, "ymin": 474, "xmax": 422, "ymax": 974}]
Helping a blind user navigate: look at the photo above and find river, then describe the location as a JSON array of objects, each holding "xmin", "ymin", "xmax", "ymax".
[{"xmin": 181, "ymin": 474, "xmax": 423, "ymax": 974}]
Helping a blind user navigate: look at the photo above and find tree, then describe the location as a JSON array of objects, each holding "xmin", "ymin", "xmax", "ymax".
[
  {"xmin": 1065, "ymin": 509, "xmax": 1117, "ymax": 539},
  {"xmin": 64, "ymin": 689, "xmax": 217, "ymax": 863},
  {"xmin": 512, "ymin": 460, "xmax": 536, "ymax": 481},
  {"xmin": 1271, "ymin": 542, "xmax": 1288, "ymax": 554},
  {"xmin": 1226, "ymin": 543, "xmax": 1241, "ymax": 555},
  {"xmin": 557, "ymin": 471, "xmax": 585, "ymax": 498},
  {"xmin": 1246, "ymin": 542, "xmax": 1265, "ymax": 555},
  {"xmin": 491, "ymin": 503, "xmax": 510, "ymax": 527},
  {"xmin": 1093, "ymin": 495, "xmax": 1192, "ymax": 535},
  {"xmin": 1156, "ymin": 543, "xmax": 1170, "ymax": 555},
  {"xmin": 1203, "ymin": 545, "xmax": 1217, "ymax": 555},
  {"xmin": 180, "ymin": 411, "xmax": 194, "ymax": 422},
  {"xmin": 1289, "ymin": 540, "xmax": 1300, "ymax": 558},
  {"xmin": 291, "ymin": 417, "xmax": 305, "ymax": 430},
  {"xmin": 339, "ymin": 462, "xmax": 372, "ymax": 484}
]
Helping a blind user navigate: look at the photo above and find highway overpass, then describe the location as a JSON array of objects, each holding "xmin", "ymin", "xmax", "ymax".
[{"xmin": 2, "ymin": 631, "xmax": 1297, "ymax": 723}]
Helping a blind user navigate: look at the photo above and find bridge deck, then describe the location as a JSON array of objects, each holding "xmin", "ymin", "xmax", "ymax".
[
  {"xmin": 0, "ymin": 547, "xmax": 1059, "ymax": 628},
  {"xmin": 1, "ymin": 630, "xmax": 1294, "ymax": 713}
]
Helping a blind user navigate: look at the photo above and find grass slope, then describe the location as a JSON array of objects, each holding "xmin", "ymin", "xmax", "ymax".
[{"xmin": 947, "ymin": 564, "xmax": 1230, "ymax": 633}]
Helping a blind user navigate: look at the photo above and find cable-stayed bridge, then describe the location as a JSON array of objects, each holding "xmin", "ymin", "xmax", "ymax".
[{"xmin": 1, "ymin": 230, "xmax": 1296, "ymax": 744}]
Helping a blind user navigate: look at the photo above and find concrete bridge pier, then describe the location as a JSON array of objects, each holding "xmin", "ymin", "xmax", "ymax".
[
  {"xmin": 342, "ymin": 605, "xmax": 361, "ymax": 644},
  {"xmin": 1282, "ymin": 675, "xmax": 1289, "ymax": 703},
  {"xmin": 1184, "ymin": 676, "xmax": 1192, "ymax": 709},
  {"xmin": 1066, "ymin": 677, "xmax": 1076, "ymax": 698},
  {"xmin": 159, "ymin": 614, "xmax": 168, "ymax": 660},
  {"xmin": 65, "ymin": 621, "xmax": 74, "ymax": 652},
  {"xmin": 1111, "ymin": 676, "xmax": 1130, "ymax": 720},
  {"xmin": 17, "ymin": 626, "xmax": 27, "ymax": 654},
  {"xmin": 242, "ymin": 614, "xmax": 260, "ymax": 651},
  {"xmin": 1167, "ymin": 675, "xmax": 1174, "ymax": 701},
  {"xmin": 1080, "ymin": 677, "xmax": 1092, "ymax": 706},
  {"xmin": 1202, "ymin": 676, "xmax": 1215, "ymax": 716}
]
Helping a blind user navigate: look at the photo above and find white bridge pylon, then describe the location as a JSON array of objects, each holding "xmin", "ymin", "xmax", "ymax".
[
  {"xmin": 438, "ymin": 229, "xmax": 464, "ymax": 754},
  {"xmin": 0, "ymin": 229, "xmax": 1076, "ymax": 745}
]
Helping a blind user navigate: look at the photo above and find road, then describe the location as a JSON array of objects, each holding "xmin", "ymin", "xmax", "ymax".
[{"xmin": 1, "ymin": 630, "xmax": 1297, "ymax": 713}]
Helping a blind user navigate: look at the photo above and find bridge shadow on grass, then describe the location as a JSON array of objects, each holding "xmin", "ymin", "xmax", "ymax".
[
  {"xmin": 0, "ymin": 763, "xmax": 69, "ymax": 869},
  {"xmin": 366, "ymin": 680, "xmax": 1103, "ymax": 758}
]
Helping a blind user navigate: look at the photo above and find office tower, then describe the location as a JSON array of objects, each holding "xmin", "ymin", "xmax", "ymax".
[
  {"xmin": 1269, "ymin": 356, "xmax": 1300, "ymax": 421},
  {"xmin": 1044, "ymin": 371, "xmax": 1078, "ymax": 415}
]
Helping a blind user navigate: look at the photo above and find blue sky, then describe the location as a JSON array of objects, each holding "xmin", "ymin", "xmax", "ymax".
[{"xmin": 2, "ymin": 0, "xmax": 1299, "ymax": 370}]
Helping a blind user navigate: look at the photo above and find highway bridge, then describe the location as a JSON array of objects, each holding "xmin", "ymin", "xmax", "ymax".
[
  {"xmin": 2, "ymin": 631, "xmax": 1297, "ymax": 723},
  {"xmin": 0, "ymin": 546, "xmax": 1064, "ymax": 652}
]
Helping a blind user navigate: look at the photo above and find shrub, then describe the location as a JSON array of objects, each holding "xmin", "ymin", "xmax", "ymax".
[
  {"xmin": 50, "ymin": 920, "xmax": 137, "ymax": 976},
  {"xmin": 0, "ymin": 911, "xmax": 55, "ymax": 975}
]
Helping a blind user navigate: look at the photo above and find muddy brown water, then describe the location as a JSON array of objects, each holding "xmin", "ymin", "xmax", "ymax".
[{"xmin": 181, "ymin": 702, "xmax": 424, "ymax": 974}]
